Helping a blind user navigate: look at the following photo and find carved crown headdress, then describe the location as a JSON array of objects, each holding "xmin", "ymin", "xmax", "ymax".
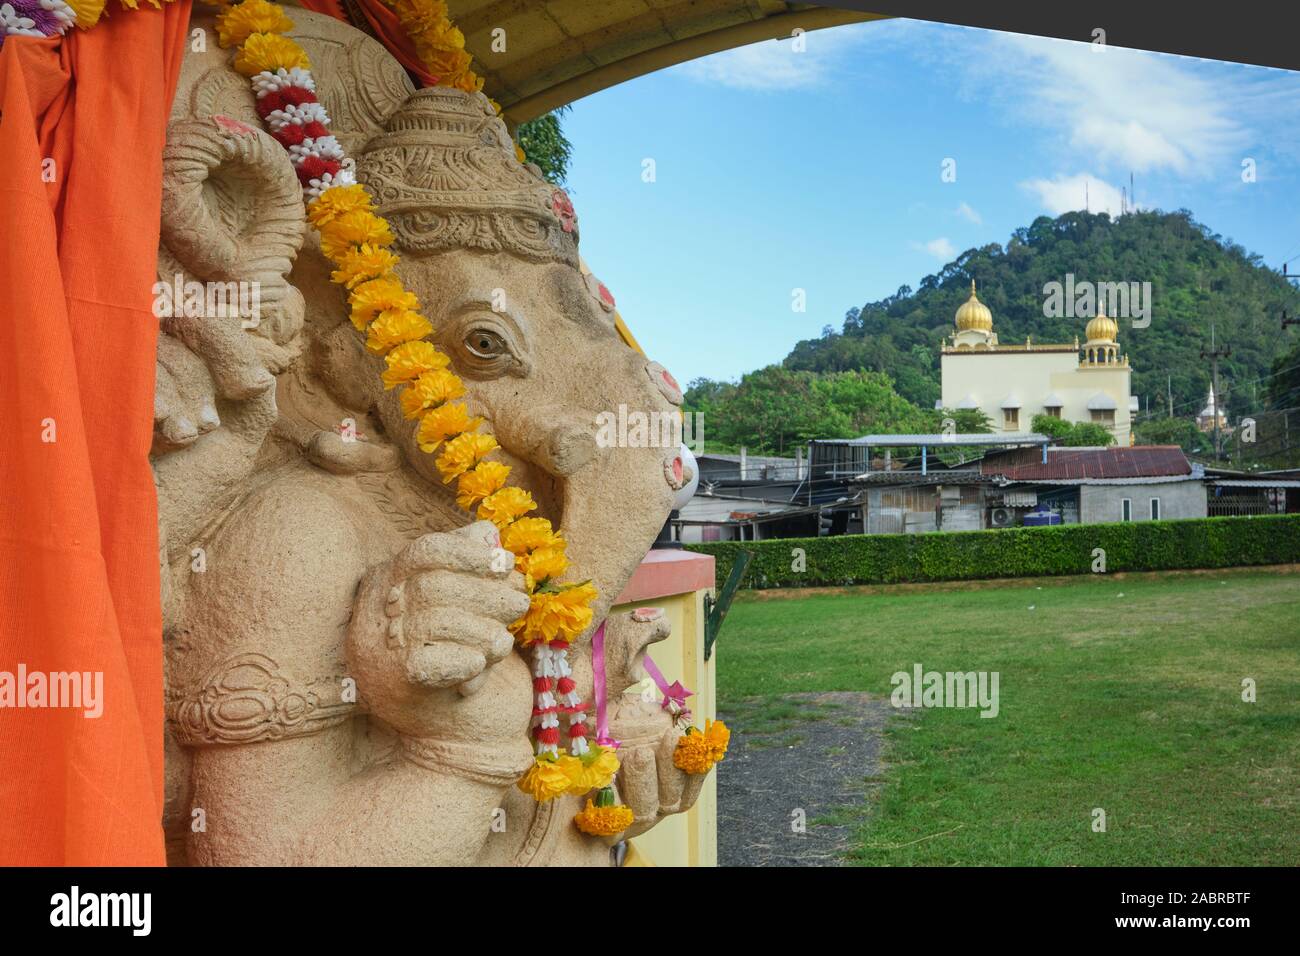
[{"xmin": 358, "ymin": 87, "xmax": 579, "ymax": 265}]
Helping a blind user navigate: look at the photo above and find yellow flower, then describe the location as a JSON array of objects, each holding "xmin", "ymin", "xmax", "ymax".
[
  {"xmin": 501, "ymin": 516, "xmax": 564, "ymax": 556},
  {"xmin": 351, "ymin": 277, "xmax": 420, "ymax": 332},
  {"xmin": 514, "ymin": 142, "xmax": 527, "ymax": 165},
  {"xmin": 216, "ymin": 0, "xmax": 294, "ymax": 48},
  {"xmin": 390, "ymin": 0, "xmax": 450, "ymax": 36},
  {"xmin": 416, "ymin": 402, "xmax": 482, "ymax": 453},
  {"xmin": 365, "ymin": 309, "xmax": 433, "ymax": 354},
  {"xmin": 672, "ymin": 728, "xmax": 714, "ymax": 775},
  {"xmin": 450, "ymin": 70, "xmax": 485, "ymax": 94},
  {"xmin": 400, "ymin": 369, "xmax": 466, "ymax": 419},
  {"xmin": 510, "ymin": 582, "xmax": 596, "ymax": 645},
  {"xmin": 332, "ymin": 244, "xmax": 402, "ymax": 291},
  {"xmin": 68, "ymin": 0, "xmax": 106, "ymax": 28},
  {"xmin": 573, "ymin": 798, "xmax": 634, "ymax": 837},
  {"xmin": 517, "ymin": 758, "xmax": 571, "ymax": 802},
  {"xmin": 477, "ymin": 486, "xmax": 536, "ymax": 528},
  {"xmin": 563, "ymin": 745, "xmax": 620, "ymax": 794},
  {"xmin": 233, "ymin": 33, "xmax": 311, "ymax": 77},
  {"xmin": 435, "ymin": 432, "xmax": 499, "ymax": 483},
  {"xmin": 518, "ymin": 546, "xmax": 567, "ymax": 590},
  {"xmin": 318, "ymin": 209, "xmax": 394, "ymax": 261},
  {"xmin": 308, "ymin": 184, "xmax": 375, "ymax": 229},
  {"xmin": 382, "ymin": 340, "xmax": 449, "ymax": 389},
  {"xmin": 455, "ymin": 460, "xmax": 511, "ymax": 510},
  {"xmin": 704, "ymin": 719, "xmax": 731, "ymax": 764},
  {"xmin": 419, "ymin": 45, "xmax": 474, "ymax": 81}
]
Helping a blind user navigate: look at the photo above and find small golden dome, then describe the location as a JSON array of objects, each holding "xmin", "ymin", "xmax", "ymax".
[
  {"xmin": 955, "ymin": 280, "xmax": 993, "ymax": 332},
  {"xmin": 1086, "ymin": 310, "xmax": 1118, "ymax": 343}
]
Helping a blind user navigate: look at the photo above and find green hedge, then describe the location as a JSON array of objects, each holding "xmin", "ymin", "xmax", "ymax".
[{"xmin": 684, "ymin": 514, "xmax": 1300, "ymax": 590}]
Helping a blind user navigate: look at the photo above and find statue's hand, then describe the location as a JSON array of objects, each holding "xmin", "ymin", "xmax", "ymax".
[
  {"xmin": 152, "ymin": 321, "xmax": 277, "ymax": 455},
  {"xmin": 608, "ymin": 695, "xmax": 708, "ymax": 841},
  {"xmin": 153, "ymin": 332, "xmax": 224, "ymax": 452},
  {"xmin": 348, "ymin": 520, "xmax": 532, "ymax": 738}
]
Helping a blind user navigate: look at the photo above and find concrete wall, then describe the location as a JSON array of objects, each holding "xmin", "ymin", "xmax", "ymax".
[{"xmin": 1079, "ymin": 481, "xmax": 1207, "ymax": 524}]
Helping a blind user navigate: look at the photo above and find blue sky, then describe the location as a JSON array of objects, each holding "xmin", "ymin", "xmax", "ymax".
[{"xmin": 560, "ymin": 17, "xmax": 1300, "ymax": 387}]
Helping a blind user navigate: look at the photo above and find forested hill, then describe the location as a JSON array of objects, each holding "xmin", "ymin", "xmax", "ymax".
[{"xmin": 783, "ymin": 210, "xmax": 1300, "ymax": 418}]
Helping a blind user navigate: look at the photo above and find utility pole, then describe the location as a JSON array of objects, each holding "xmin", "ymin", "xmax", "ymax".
[
  {"xmin": 1282, "ymin": 261, "xmax": 1299, "ymax": 328},
  {"xmin": 1167, "ymin": 374, "xmax": 1173, "ymax": 418},
  {"xmin": 1201, "ymin": 324, "xmax": 1231, "ymax": 462}
]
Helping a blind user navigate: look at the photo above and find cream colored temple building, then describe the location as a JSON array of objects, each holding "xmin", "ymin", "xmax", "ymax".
[{"xmin": 940, "ymin": 282, "xmax": 1136, "ymax": 445}]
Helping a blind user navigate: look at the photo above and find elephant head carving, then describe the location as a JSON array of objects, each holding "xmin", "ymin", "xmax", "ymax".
[{"xmin": 154, "ymin": 8, "xmax": 697, "ymax": 867}]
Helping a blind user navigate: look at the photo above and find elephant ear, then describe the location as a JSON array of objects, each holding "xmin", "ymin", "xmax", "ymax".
[
  {"xmin": 157, "ymin": 115, "xmax": 307, "ymax": 407},
  {"xmin": 152, "ymin": 116, "xmax": 308, "ymax": 560}
]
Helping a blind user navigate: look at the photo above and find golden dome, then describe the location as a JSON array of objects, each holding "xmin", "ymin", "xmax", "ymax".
[
  {"xmin": 1086, "ymin": 310, "xmax": 1118, "ymax": 342},
  {"xmin": 955, "ymin": 280, "xmax": 993, "ymax": 332}
]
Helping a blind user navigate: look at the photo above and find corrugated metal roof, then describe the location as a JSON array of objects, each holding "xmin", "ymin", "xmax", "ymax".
[
  {"xmin": 982, "ymin": 445, "xmax": 1191, "ymax": 480},
  {"xmin": 1211, "ymin": 479, "xmax": 1300, "ymax": 489},
  {"xmin": 1005, "ymin": 475, "xmax": 1201, "ymax": 486},
  {"xmin": 817, "ymin": 432, "xmax": 1050, "ymax": 447},
  {"xmin": 852, "ymin": 470, "xmax": 993, "ymax": 486}
]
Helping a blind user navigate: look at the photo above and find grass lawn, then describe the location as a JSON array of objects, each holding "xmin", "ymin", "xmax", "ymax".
[{"xmin": 717, "ymin": 567, "xmax": 1300, "ymax": 865}]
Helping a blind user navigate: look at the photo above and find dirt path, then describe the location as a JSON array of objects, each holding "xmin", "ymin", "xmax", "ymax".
[{"xmin": 716, "ymin": 691, "xmax": 903, "ymax": 867}]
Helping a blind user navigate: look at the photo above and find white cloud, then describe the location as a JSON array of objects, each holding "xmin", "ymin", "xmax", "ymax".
[
  {"xmin": 675, "ymin": 22, "xmax": 875, "ymax": 91},
  {"xmin": 912, "ymin": 237, "xmax": 957, "ymax": 260},
  {"xmin": 995, "ymin": 36, "xmax": 1246, "ymax": 176},
  {"xmin": 1022, "ymin": 173, "xmax": 1125, "ymax": 217},
  {"xmin": 917, "ymin": 24, "xmax": 1300, "ymax": 177},
  {"xmin": 955, "ymin": 201, "xmax": 982, "ymax": 224}
]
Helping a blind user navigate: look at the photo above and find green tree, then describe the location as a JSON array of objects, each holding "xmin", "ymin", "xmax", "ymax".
[
  {"xmin": 516, "ymin": 107, "xmax": 573, "ymax": 184},
  {"xmin": 1030, "ymin": 414, "xmax": 1115, "ymax": 446},
  {"xmin": 1133, "ymin": 416, "xmax": 1212, "ymax": 456},
  {"xmin": 682, "ymin": 367, "xmax": 957, "ymax": 456}
]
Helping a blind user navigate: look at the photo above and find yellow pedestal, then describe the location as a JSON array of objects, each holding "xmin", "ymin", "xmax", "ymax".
[{"xmin": 610, "ymin": 550, "xmax": 717, "ymax": 867}]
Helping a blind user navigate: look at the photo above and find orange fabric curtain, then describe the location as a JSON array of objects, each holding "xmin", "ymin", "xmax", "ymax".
[{"xmin": 0, "ymin": 2, "xmax": 192, "ymax": 866}]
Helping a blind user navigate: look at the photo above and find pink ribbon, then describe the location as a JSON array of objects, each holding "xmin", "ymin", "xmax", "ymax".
[
  {"xmin": 591, "ymin": 620, "xmax": 696, "ymax": 749},
  {"xmin": 592, "ymin": 621, "xmax": 618, "ymax": 749},
  {"xmin": 642, "ymin": 654, "xmax": 693, "ymax": 717}
]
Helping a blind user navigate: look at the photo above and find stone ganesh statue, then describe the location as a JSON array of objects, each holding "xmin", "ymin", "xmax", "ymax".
[{"xmin": 153, "ymin": 9, "xmax": 703, "ymax": 866}]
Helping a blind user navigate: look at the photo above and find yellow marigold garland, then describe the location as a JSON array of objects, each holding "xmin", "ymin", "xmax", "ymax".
[
  {"xmin": 376, "ymin": 0, "xmax": 526, "ymax": 161},
  {"xmin": 380, "ymin": 0, "xmax": 481, "ymax": 93},
  {"xmin": 214, "ymin": 1, "xmax": 614, "ymax": 813}
]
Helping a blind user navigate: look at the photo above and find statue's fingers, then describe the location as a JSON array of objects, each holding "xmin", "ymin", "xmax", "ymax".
[
  {"xmin": 155, "ymin": 332, "xmax": 222, "ymax": 440},
  {"xmin": 393, "ymin": 523, "xmax": 513, "ymax": 581},
  {"xmin": 617, "ymin": 746, "xmax": 659, "ymax": 824},
  {"xmin": 655, "ymin": 724, "xmax": 688, "ymax": 810},
  {"xmin": 152, "ymin": 363, "xmax": 200, "ymax": 449},
  {"xmin": 402, "ymin": 640, "xmax": 485, "ymax": 688},
  {"xmin": 677, "ymin": 766, "xmax": 708, "ymax": 815},
  {"xmin": 405, "ymin": 569, "xmax": 531, "ymax": 625},
  {"xmin": 167, "ymin": 358, "xmax": 221, "ymax": 437},
  {"xmin": 394, "ymin": 609, "xmax": 514, "ymax": 664}
]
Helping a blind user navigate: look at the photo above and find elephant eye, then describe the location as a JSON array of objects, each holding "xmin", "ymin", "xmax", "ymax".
[
  {"xmin": 445, "ymin": 309, "xmax": 529, "ymax": 379},
  {"xmin": 465, "ymin": 328, "xmax": 507, "ymax": 359}
]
